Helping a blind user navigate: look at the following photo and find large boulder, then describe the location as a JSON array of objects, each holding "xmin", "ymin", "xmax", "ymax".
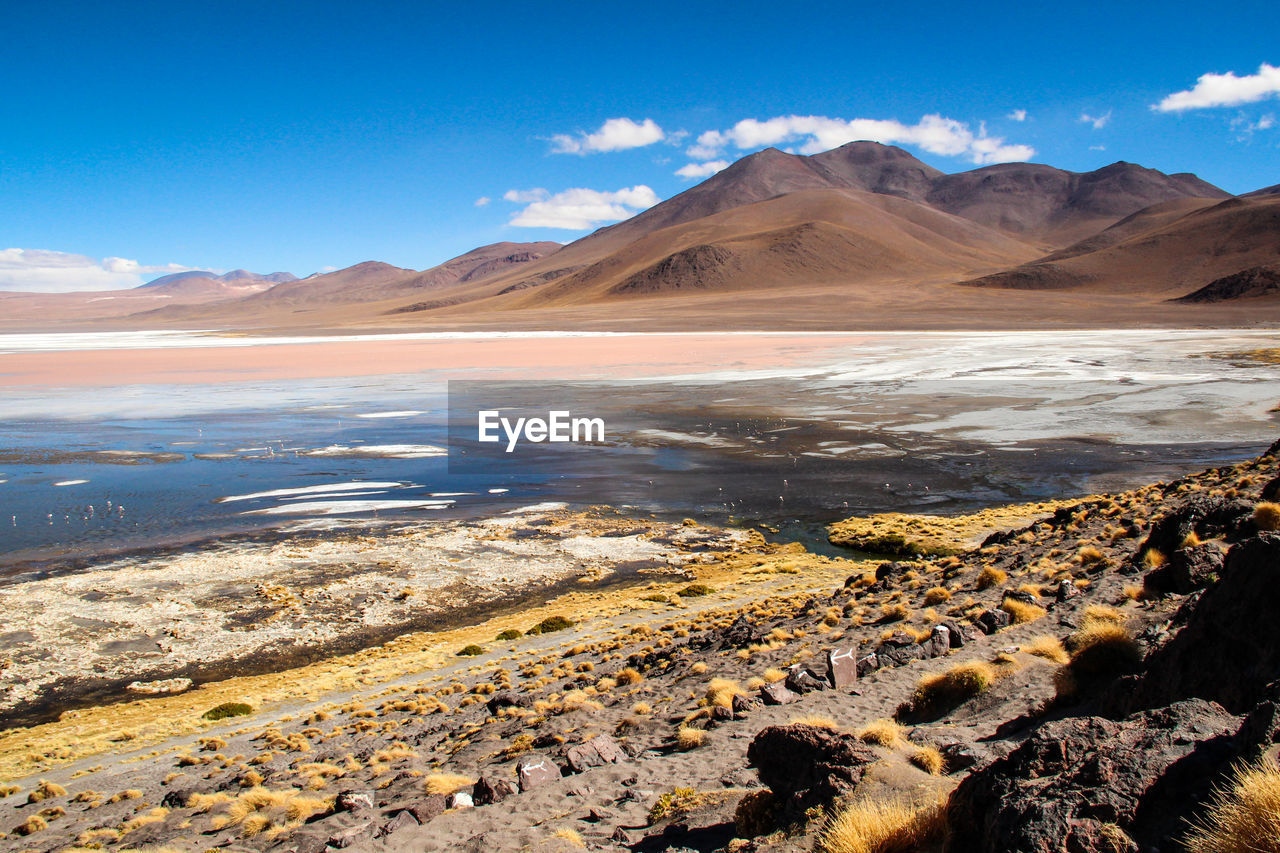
[
  {"xmin": 1125, "ymin": 534, "xmax": 1280, "ymax": 715},
  {"xmin": 746, "ymin": 724, "xmax": 879, "ymax": 812},
  {"xmin": 947, "ymin": 699, "xmax": 1240, "ymax": 853}
]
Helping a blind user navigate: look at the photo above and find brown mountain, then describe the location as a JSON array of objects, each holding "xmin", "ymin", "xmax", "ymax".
[
  {"xmin": 925, "ymin": 161, "xmax": 1229, "ymax": 246},
  {"xmin": 960, "ymin": 195, "xmax": 1280, "ymax": 299}
]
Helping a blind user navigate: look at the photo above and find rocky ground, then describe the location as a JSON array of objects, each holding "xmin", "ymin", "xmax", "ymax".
[{"xmin": 2, "ymin": 442, "xmax": 1280, "ymax": 852}]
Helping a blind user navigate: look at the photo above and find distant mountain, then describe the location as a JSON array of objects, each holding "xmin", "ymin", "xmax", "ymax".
[
  {"xmin": 926, "ymin": 160, "xmax": 1229, "ymax": 246},
  {"xmin": 960, "ymin": 195, "xmax": 1280, "ymax": 298},
  {"xmin": 140, "ymin": 269, "xmax": 297, "ymax": 291}
]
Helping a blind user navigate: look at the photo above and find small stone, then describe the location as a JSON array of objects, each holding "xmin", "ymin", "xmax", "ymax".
[{"xmin": 446, "ymin": 791, "xmax": 474, "ymax": 810}]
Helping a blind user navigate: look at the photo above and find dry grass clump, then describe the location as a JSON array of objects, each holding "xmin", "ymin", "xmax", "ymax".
[
  {"xmin": 0, "ymin": 783, "xmax": 19, "ymax": 797},
  {"xmin": 902, "ymin": 661, "xmax": 998, "ymax": 719},
  {"xmin": 1253, "ymin": 502, "xmax": 1280, "ymax": 532},
  {"xmin": 1021, "ymin": 635, "xmax": 1070, "ymax": 665},
  {"xmin": 552, "ymin": 826, "xmax": 586, "ymax": 847},
  {"xmin": 923, "ymin": 587, "xmax": 952, "ymax": 605},
  {"xmin": 880, "ymin": 603, "xmax": 911, "ymax": 623},
  {"xmin": 1184, "ymin": 756, "xmax": 1280, "ymax": 852},
  {"xmin": 648, "ymin": 787, "xmax": 710, "ymax": 824},
  {"xmin": 706, "ymin": 678, "xmax": 746, "ymax": 708},
  {"xmin": 1000, "ymin": 598, "xmax": 1047, "ymax": 624},
  {"xmin": 818, "ymin": 795, "xmax": 948, "ymax": 853},
  {"xmin": 209, "ymin": 786, "xmax": 330, "ymax": 837},
  {"xmin": 909, "ymin": 745, "xmax": 945, "ymax": 775},
  {"xmin": 856, "ymin": 718, "xmax": 904, "ymax": 747},
  {"xmin": 1056, "ymin": 610, "xmax": 1143, "ymax": 697},
  {"xmin": 762, "ymin": 667, "xmax": 788, "ymax": 684},
  {"xmin": 675, "ymin": 727, "xmax": 707, "ymax": 751},
  {"xmin": 27, "ymin": 779, "xmax": 66, "ymax": 803},
  {"xmin": 1077, "ymin": 545, "xmax": 1105, "ymax": 565},
  {"xmin": 423, "ymin": 772, "xmax": 475, "ymax": 795},
  {"xmin": 13, "ymin": 814, "xmax": 47, "ymax": 836},
  {"xmin": 615, "ymin": 667, "xmax": 644, "ymax": 685},
  {"xmin": 975, "ymin": 567, "xmax": 1007, "ymax": 590}
]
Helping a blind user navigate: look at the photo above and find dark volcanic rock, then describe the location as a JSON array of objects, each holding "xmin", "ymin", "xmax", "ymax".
[
  {"xmin": 1144, "ymin": 542, "xmax": 1224, "ymax": 595},
  {"xmin": 1127, "ymin": 535, "xmax": 1280, "ymax": 714},
  {"xmin": 717, "ymin": 613, "xmax": 763, "ymax": 649},
  {"xmin": 1135, "ymin": 495, "xmax": 1253, "ymax": 566},
  {"xmin": 784, "ymin": 666, "xmax": 829, "ymax": 694},
  {"xmin": 759, "ymin": 682, "xmax": 801, "ymax": 705},
  {"xmin": 975, "ymin": 608, "xmax": 1011, "ymax": 635},
  {"xmin": 486, "ymin": 691, "xmax": 533, "ymax": 715},
  {"xmin": 747, "ymin": 724, "xmax": 879, "ymax": 812},
  {"xmin": 947, "ymin": 699, "xmax": 1240, "ymax": 853},
  {"xmin": 876, "ymin": 631, "xmax": 927, "ymax": 667},
  {"xmin": 472, "ymin": 776, "xmax": 517, "ymax": 806}
]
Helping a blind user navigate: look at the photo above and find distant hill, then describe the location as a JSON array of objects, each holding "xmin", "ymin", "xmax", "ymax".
[{"xmin": 960, "ymin": 195, "xmax": 1280, "ymax": 298}]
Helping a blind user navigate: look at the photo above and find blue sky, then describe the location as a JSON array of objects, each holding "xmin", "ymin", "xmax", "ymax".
[{"xmin": 2, "ymin": 0, "xmax": 1278, "ymax": 290}]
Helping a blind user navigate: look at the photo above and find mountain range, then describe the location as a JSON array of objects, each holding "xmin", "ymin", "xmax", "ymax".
[{"xmin": 4, "ymin": 142, "xmax": 1277, "ymax": 331}]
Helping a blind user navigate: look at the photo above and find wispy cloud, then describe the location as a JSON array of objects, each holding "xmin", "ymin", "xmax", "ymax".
[
  {"xmin": 1007, "ymin": 109, "xmax": 1028, "ymax": 122},
  {"xmin": 0, "ymin": 248, "xmax": 208, "ymax": 293},
  {"xmin": 1079, "ymin": 110, "xmax": 1112, "ymax": 129},
  {"xmin": 505, "ymin": 186, "xmax": 661, "ymax": 229},
  {"xmin": 1156, "ymin": 63, "xmax": 1280, "ymax": 112},
  {"xmin": 675, "ymin": 160, "xmax": 730, "ymax": 179},
  {"xmin": 688, "ymin": 113, "xmax": 1034, "ymax": 165},
  {"xmin": 550, "ymin": 117, "xmax": 665, "ymax": 154},
  {"xmin": 473, "ymin": 196, "xmax": 491, "ymax": 207}
]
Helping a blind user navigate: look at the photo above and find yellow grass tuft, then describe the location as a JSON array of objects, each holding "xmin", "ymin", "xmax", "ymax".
[
  {"xmin": 763, "ymin": 667, "xmax": 788, "ymax": 684},
  {"xmin": 423, "ymin": 773, "xmax": 475, "ymax": 795},
  {"xmin": 706, "ymin": 678, "xmax": 746, "ymax": 708},
  {"xmin": 675, "ymin": 727, "xmax": 707, "ymax": 750},
  {"xmin": 975, "ymin": 567, "xmax": 1007, "ymax": 591},
  {"xmin": 1185, "ymin": 756, "xmax": 1280, "ymax": 852},
  {"xmin": 27, "ymin": 779, "xmax": 66, "ymax": 803},
  {"xmin": 819, "ymin": 795, "xmax": 948, "ymax": 853},
  {"xmin": 1021, "ymin": 635, "xmax": 1070, "ymax": 665},
  {"xmin": 553, "ymin": 826, "xmax": 586, "ymax": 847},
  {"xmin": 1254, "ymin": 502, "xmax": 1280, "ymax": 532},
  {"xmin": 1000, "ymin": 598, "xmax": 1047, "ymax": 624},
  {"xmin": 904, "ymin": 661, "xmax": 998, "ymax": 718},
  {"xmin": 909, "ymin": 745, "xmax": 945, "ymax": 775},
  {"xmin": 615, "ymin": 667, "xmax": 644, "ymax": 685},
  {"xmin": 923, "ymin": 587, "xmax": 952, "ymax": 605},
  {"xmin": 856, "ymin": 718, "xmax": 904, "ymax": 747}
]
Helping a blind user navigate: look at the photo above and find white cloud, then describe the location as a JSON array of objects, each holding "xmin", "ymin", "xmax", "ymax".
[
  {"xmin": 0, "ymin": 248, "xmax": 208, "ymax": 293},
  {"xmin": 1079, "ymin": 110, "xmax": 1111, "ymax": 129},
  {"xmin": 1008, "ymin": 109, "xmax": 1028, "ymax": 122},
  {"xmin": 686, "ymin": 113, "xmax": 1034, "ymax": 165},
  {"xmin": 474, "ymin": 196, "xmax": 491, "ymax": 207},
  {"xmin": 506, "ymin": 186, "xmax": 661, "ymax": 230},
  {"xmin": 550, "ymin": 117, "xmax": 665, "ymax": 154},
  {"xmin": 503, "ymin": 188, "xmax": 549, "ymax": 203},
  {"xmin": 1156, "ymin": 63, "xmax": 1280, "ymax": 112},
  {"xmin": 1090, "ymin": 144, "xmax": 1107, "ymax": 151},
  {"xmin": 675, "ymin": 160, "xmax": 730, "ymax": 179}
]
